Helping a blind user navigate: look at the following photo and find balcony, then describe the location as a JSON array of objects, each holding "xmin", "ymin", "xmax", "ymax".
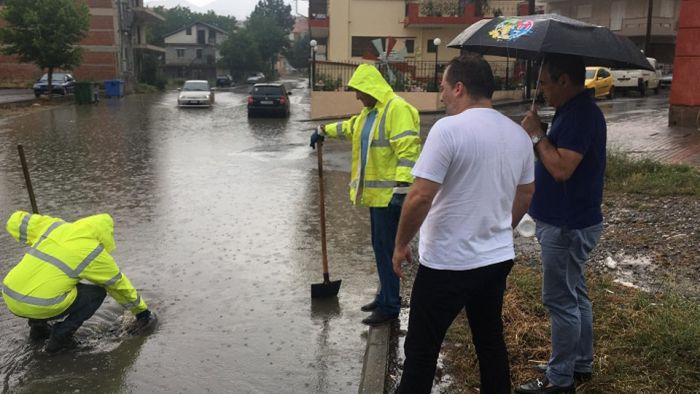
[
  {"xmin": 404, "ymin": 1, "xmax": 484, "ymax": 28},
  {"xmin": 309, "ymin": 14, "xmax": 329, "ymax": 38},
  {"xmin": 620, "ymin": 17, "xmax": 677, "ymax": 38},
  {"xmin": 133, "ymin": 6, "xmax": 165, "ymax": 25}
]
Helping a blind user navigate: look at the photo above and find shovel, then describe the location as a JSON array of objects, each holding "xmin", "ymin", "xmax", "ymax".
[
  {"xmin": 17, "ymin": 145, "xmax": 39, "ymax": 214},
  {"xmin": 311, "ymin": 141, "xmax": 341, "ymax": 298}
]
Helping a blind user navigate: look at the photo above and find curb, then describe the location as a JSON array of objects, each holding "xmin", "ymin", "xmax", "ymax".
[{"xmin": 359, "ymin": 324, "xmax": 391, "ymax": 394}]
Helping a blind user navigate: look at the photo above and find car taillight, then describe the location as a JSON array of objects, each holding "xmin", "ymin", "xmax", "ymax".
[
  {"xmin": 279, "ymin": 97, "xmax": 286, "ymax": 105},
  {"xmin": 247, "ymin": 96, "xmax": 253, "ymax": 105}
]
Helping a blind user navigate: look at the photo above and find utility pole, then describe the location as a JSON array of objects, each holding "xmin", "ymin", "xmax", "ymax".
[
  {"xmin": 525, "ymin": 0, "xmax": 535, "ymax": 99},
  {"xmin": 644, "ymin": 0, "xmax": 654, "ymax": 55}
]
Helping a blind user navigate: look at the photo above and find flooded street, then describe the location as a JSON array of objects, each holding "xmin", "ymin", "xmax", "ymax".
[{"xmin": 0, "ymin": 79, "xmax": 380, "ymax": 393}]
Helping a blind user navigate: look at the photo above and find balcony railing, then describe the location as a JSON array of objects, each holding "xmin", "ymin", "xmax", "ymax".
[{"xmin": 405, "ymin": 1, "xmax": 483, "ymax": 27}]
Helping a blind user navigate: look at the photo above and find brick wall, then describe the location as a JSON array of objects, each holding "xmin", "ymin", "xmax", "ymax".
[
  {"xmin": 669, "ymin": 0, "xmax": 700, "ymax": 128},
  {"xmin": 0, "ymin": 2, "xmax": 119, "ymax": 86}
]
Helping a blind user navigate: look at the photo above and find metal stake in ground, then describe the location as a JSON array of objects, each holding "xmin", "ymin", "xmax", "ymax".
[
  {"xmin": 17, "ymin": 144, "xmax": 39, "ymax": 214},
  {"xmin": 311, "ymin": 141, "xmax": 341, "ymax": 298}
]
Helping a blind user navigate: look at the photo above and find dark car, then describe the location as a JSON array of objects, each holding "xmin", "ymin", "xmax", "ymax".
[
  {"xmin": 247, "ymin": 83, "xmax": 291, "ymax": 117},
  {"xmin": 216, "ymin": 75, "xmax": 233, "ymax": 87},
  {"xmin": 33, "ymin": 72, "xmax": 76, "ymax": 97}
]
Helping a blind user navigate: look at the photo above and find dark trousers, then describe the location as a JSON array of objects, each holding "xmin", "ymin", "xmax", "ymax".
[
  {"xmin": 369, "ymin": 197, "xmax": 403, "ymax": 316},
  {"xmin": 28, "ymin": 283, "xmax": 106, "ymax": 338},
  {"xmin": 397, "ymin": 260, "xmax": 514, "ymax": 394}
]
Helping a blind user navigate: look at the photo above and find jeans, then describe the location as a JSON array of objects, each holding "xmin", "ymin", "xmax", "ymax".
[
  {"xmin": 368, "ymin": 194, "xmax": 404, "ymax": 316},
  {"xmin": 536, "ymin": 221, "xmax": 603, "ymax": 387},
  {"xmin": 28, "ymin": 283, "xmax": 106, "ymax": 339},
  {"xmin": 397, "ymin": 261, "xmax": 514, "ymax": 394}
]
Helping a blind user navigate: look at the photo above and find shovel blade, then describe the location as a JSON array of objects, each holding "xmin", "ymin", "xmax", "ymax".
[{"xmin": 311, "ymin": 279, "xmax": 342, "ymax": 299}]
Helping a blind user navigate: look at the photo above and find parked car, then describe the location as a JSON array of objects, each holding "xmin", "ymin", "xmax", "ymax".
[
  {"xmin": 216, "ymin": 75, "xmax": 233, "ymax": 87},
  {"xmin": 247, "ymin": 83, "xmax": 291, "ymax": 117},
  {"xmin": 659, "ymin": 73, "xmax": 673, "ymax": 89},
  {"xmin": 610, "ymin": 57, "xmax": 661, "ymax": 96},
  {"xmin": 33, "ymin": 72, "xmax": 76, "ymax": 97},
  {"xmin": 246, "ymin": 72, "xmax": 266, "ymax": 84},
  {"xmin": 584, "ymin": 66, "xmax": 615, "ymax": 99},
  {"xmin": 177, "ymin": 80, "xmax": 215, "ymax": 108}
]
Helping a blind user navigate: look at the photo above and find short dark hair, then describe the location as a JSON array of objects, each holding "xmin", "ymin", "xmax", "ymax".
[
  {"xmin": 445, "ymin": 54, "xmax": 495, "ymax": 100},
  {"xmin": 543, "ymin": 54, "xmax": 585, "ymax": 86}
]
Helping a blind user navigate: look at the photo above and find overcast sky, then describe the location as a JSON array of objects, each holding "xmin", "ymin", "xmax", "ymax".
[{"xmin": 144, "ymin": 0, "xmax": 308, "ymax": 20}]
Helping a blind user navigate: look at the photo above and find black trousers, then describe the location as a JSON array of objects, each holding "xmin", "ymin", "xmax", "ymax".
[
  {"xmin": 397, "ymin": 260, "xmax": 514, "ymax": 394},
  {"xmin": 28, "ymin": 283, "xmax": 106, "ymax": 338}
]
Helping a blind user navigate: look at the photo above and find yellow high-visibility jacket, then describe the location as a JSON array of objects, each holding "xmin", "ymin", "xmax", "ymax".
[
  {"xmin": 2, "ymin": 211, "xmax": 148, "ymax": 319},
  {"xmin": 323, "ymin": 64, "xmax": 421, "ymax": 207}
]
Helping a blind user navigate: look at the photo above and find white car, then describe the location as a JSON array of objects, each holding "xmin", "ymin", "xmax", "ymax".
[
  {"xmin": 246, "ymin": 72, "xmax": 266, "ymax": 84},
  {"xmin": 610, "ymin": 57, "xmax": 661, "ymax": 96},
  {"xmin": 177, "ymin": 80, "xmax": 215, "ymax": 107}
]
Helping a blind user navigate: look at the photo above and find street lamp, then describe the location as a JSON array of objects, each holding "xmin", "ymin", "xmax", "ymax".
[
  {"xmin": 309, "ymin": 39, "xmax": 318, "ymax": 89},
  {"xmin": 433, "ymin": 38, "xmax": 441, "ymax": 91}
]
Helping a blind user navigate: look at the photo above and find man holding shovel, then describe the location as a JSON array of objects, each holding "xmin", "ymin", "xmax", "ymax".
[
  {"xmin": 2, "ymin": 211, "xmax": 156, "ymax": 353},
  {"xmin": 310, "ymin": 64, "xmax": 421, "ymax": 326}
]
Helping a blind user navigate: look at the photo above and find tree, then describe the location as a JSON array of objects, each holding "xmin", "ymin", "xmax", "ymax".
[
  {"xmin": 287, "ymin": 34, "xmax": 310, "ymax": 70},
  {"xmin": 0, "ymin": 0, "xmax": 89, "ymax": 98},
  {"xmin": 218, "ymin": 29, "xmax": 263, "ymax": 82},
  {"xmin": 246, "ymin": 15, "xmax": 289, "ymax": 77},
  {"xmin": 249, "ymin": 0, "xmax": 295, "ymax": 34}
]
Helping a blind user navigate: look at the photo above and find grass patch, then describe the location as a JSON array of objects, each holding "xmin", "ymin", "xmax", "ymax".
[
  {"xmin": 605, "ymin": 150, "xmax": 700, "ymax": 196},
  {"xmin": 443, "ymin": 265, "xmax": 700, "ymax": 393}
]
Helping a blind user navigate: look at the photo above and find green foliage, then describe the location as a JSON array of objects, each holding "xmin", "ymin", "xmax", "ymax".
[
  {"xmin": 0, "ymin": 0, "xmax": 89, "ymax": 71},
  {"xmin": 314, "ymin": 73, "xmax": 342, "ymax": 91},
  {"xmin": 605, "ymin": 150, "xmax": 700, "ymax": 196},
  {"xmin": 249, "ymin": 0, "xmax": 295, "ymax": 34},
  {"xmin": 147, "ymin": 6, "xmax": 237, "ymax": 46},
  {"xmin": 218, "ymin": 30, "xmax": 262, "ymax": 82},
  {"xmin": 287, "ymin": 34, "xmax": 310, "ymax": 70},
  {"xmin": 246, "ymin": 14, "xmax": 289, "ymax": 76},
  {"xmin": 139, "ymin": 53, "xmax": 166, "ymax": 91}
]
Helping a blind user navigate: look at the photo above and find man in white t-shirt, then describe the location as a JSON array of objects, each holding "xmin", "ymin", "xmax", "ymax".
[{"xmin": 392, "ymin": 54, "xmax": 535, "ymax": 394}]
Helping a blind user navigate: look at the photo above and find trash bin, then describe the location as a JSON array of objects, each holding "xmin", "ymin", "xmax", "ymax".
[
  {"xmin": 104, "ymin": 79, "xmax": 124, "ymax": 98},
  {"xmin": 74, "ymin": 81, "xmax": 97, "ymax": 104}
]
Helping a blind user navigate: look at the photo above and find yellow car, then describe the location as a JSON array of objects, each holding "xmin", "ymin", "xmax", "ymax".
[{"xmin": 585, "ymin": 67, "xmax": 615, "ymax": 99}]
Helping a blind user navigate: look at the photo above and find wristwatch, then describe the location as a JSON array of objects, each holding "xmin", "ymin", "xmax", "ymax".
[{"xmin": 531, "ymin": 133, "xmax": 545, "ymax": 147}]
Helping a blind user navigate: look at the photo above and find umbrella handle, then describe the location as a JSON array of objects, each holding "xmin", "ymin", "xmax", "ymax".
[{"xmin": 531, "ymin": 61, "xmax": 544, "ymax": 112}]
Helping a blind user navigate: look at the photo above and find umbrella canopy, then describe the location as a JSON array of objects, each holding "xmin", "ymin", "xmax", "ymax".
[{"xmin": 447, "ymin": 14, "xmax": 653, "ymax": 71}]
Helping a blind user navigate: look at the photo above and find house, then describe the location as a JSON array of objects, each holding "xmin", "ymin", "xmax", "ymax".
[
  {"xmin": 161, "ymin": 22, "xmax": 228, "ymax": 81},
  {"xmin": 541, "ymin": 0, "xmax": 681, "ymax": 64},
  {"xmin": 0, "ymin": 0, "xmax": 165, "ymax": 90},
  {"xmin": 308, "ymin": 0, "xmax": 527, "ymax": 64}
]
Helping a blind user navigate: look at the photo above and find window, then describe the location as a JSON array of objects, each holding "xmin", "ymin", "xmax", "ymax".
[
  {"xmin": 176, "ymin": 49, "xmax": 185, "ymax": 58},
  {"xmin": 196, "ymin": 49, "xmax": 203, "ymax": 59},
  {"xmin": 405, "ymin": 39, "xmax": 415, "ymax": 54},
  {"xmin": 576, "ymin": 4, "xmax": 592, "ymax": 19},
  {"xmin": 659, "ymin": 0, "xmax": 674, "ymax": 18},
  {"xmin": 427, "ymin": 39, "xmax": 437, "ymax": 54},
  {"xmin": 598, "ymin": 69, "xmax": 610, "ymax": 78},
  {"xmin": 186, "ymin": 27, "xmax": 192, "ymax": 35},
  {"xmin": 209, "ymin": 29, "xmax": 217, "ymax": 43},
  {"xmin": 197, "ymin": 30, "xmax": 206, "ymax": 45},
  {"xmin": 351, "ymin": 36, "xmax": 382, "ymax": 57},
  {"xmin": 610, "ymin": 1, "xmax": 624, "ymax": 31}
]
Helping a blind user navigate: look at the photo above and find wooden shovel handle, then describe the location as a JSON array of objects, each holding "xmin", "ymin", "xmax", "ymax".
[{"xmin": 316, "ymin": 141, "xmax": 330, "ymax": 278}]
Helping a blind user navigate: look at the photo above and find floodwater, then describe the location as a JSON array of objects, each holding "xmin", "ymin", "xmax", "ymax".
[{"xmin": 0, "ymin": 78, "xmax": 381, "ymax": 393}]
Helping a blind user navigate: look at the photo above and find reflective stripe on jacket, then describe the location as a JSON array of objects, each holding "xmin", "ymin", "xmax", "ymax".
[
  {"xmin": 324, "ymin": 64, "xmax": 421, "ymax": 207},
  {"xmin": 2, "ymin": 211, "xmax": 148, "ymax": 319}
]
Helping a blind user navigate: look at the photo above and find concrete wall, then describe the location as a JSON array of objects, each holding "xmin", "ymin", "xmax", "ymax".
[
  {"xmin": 669, "ymin": 0, "xmax": 700, "ymax": 129},
  {"xmin": 310, "ymin": 89, "xmax": 522, "ymax": 120}
]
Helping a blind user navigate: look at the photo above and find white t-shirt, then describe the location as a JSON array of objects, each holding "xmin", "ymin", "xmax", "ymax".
[{"xmin": 412, "ymin": 108, "xmax": 535, "ymax": 271}]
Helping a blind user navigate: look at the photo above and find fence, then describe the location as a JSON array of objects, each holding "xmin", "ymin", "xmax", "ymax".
[{"xmin": 311, "ymin": 59, "xmax": 526, "ymax": 92}]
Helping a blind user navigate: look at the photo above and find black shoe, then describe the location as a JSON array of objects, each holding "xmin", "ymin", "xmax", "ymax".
[
  {"xmin": 361, "ymin": 310, "xmax": 398, "ymax": 326},
  {"xmin": 45, "ymin": 334, "xmax": 78, "ymax": 353},
  {"xmin": 534, "ymin": 364, "xmax": 592, "ymax": 383},
  {"xmin": 128, "ymin": 311, "xmax": 158, "ymax": 335},
  {"xmin": 360, "ymin": 300, "xmax": 378, "ymax": 312},
  {"xmin": 29, "ymin": 324, "xmax": 51, "ymax": 341},
  {"xmin": 516, "ymin": 376, "xmax": 575, "ymax": 393}
]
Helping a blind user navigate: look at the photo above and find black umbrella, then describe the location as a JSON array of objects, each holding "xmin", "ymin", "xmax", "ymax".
[{"xmin": 447, "ymin": 14, "xmax": 653, "ymax": 71}]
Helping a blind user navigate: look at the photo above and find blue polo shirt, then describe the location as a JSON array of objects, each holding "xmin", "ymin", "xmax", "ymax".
[{"xmin": 529, "ymin": 90, "xmax": 607, "ymax": 229}]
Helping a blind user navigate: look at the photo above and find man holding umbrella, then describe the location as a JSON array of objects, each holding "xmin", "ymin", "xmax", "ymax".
[{"xmin": 516, "ymin": 54, "xmax": 606, "ymax": 393}]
